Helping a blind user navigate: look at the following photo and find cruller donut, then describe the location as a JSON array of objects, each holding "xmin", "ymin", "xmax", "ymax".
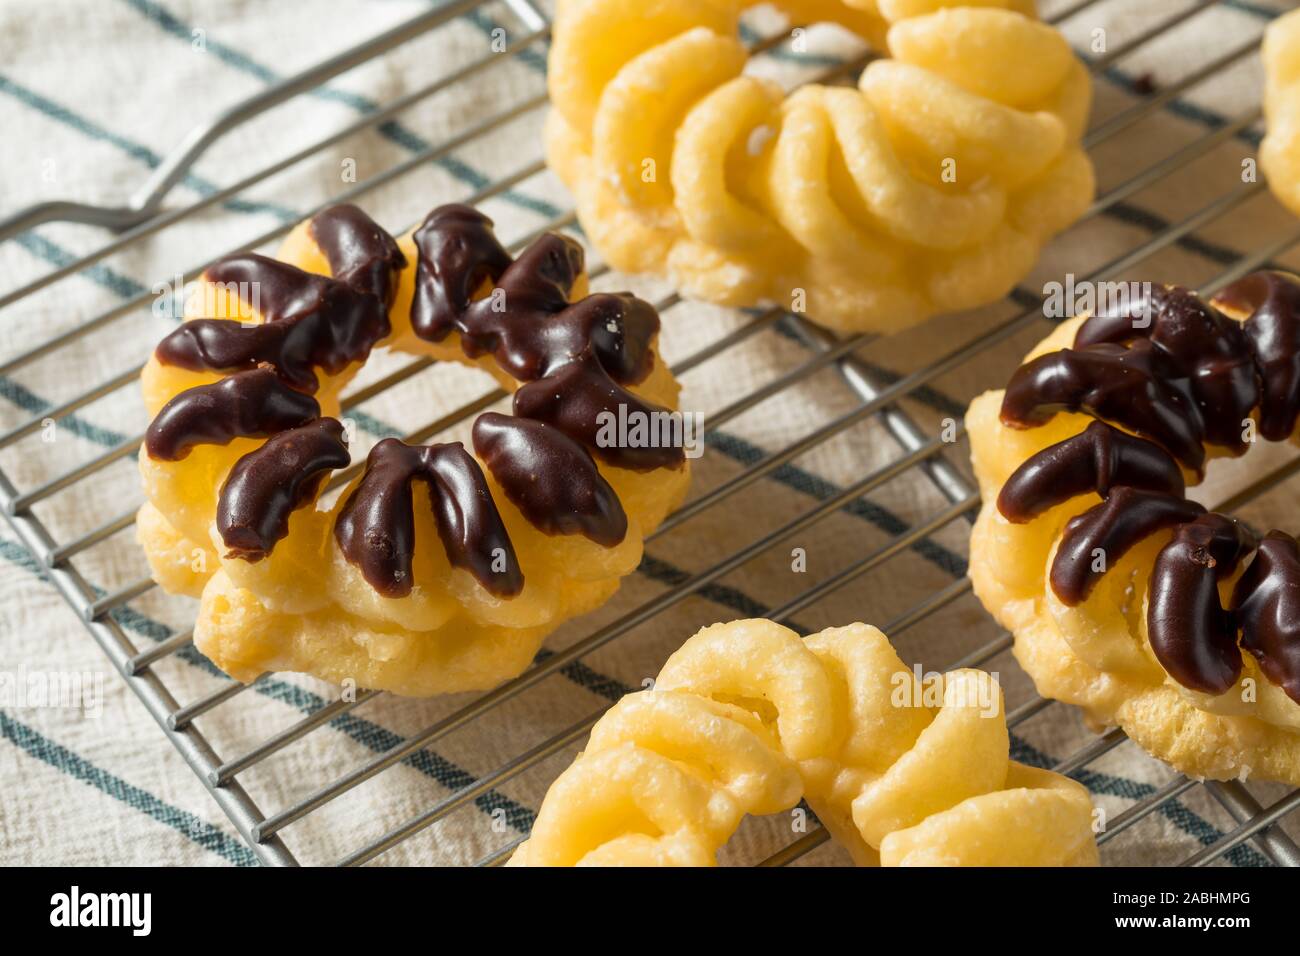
[
  {"xmin": 510, "ymin": 619, "xmax": 1098, "ymax": 866},
  {"xmin": 968, "ymin": 272, "xmax": 1300, "ymax": 783},
  {"xmin": 545, "ymin": 0, "xmax": 1094, "ymax": 333},
  {"xmin": 1261, "ymin": 8, "xmax": 1300, "ymax": 219},
  {"xmin": 137, "ymin": 202, "xmax": 690, "ymax": 697}
]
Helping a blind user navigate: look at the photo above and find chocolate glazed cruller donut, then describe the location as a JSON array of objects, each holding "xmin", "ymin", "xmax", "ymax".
[
  {"xmin": 546, "ymin": 0, "xmax": 1094, "ymax": 333},
  {"xmin": 510, "ymin": 619, "xmax": 1098, "ymax": 866},
  {"xmin": 968, "ymin": 272, "xmax": 1300, "ymax": 783},
  {"xmin": 137, "ymin": 203, "xmax": 690, "ymax": 697}
]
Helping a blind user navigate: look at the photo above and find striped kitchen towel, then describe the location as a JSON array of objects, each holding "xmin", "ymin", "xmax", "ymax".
[{"xmin": 2, "ymin": 0, "xmax": 1299, "ymax": 866}]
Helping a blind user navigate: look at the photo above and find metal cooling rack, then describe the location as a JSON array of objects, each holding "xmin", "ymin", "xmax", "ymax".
[{"xmin": 3, "ymin": 0, "xmax": 1300, "ymax": 867}]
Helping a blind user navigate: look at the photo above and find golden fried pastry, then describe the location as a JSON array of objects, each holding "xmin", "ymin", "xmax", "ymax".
[
  {"xmin": 509, "ymin": 619, "xmax": 1098, "ymax": 866},
  {"xmin": 969, "ymin": 272, "xmax": 1300, "ymax": 783},
  {"xmin": 545, "ymin": 0, "xmax": 1094, "ymax": 333},
  {"xmin": 137, "ymin": 203, "xmax": 690, "ymax": 696},
  {"xmin": 1262, "ymin": 8, "xmax": 1300, "ymax": 218}
]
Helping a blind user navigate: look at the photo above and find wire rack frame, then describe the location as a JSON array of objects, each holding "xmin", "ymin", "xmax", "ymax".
[{"xmin": 2, "ymin": 0, "xmax": 1299, "ymax": 867}]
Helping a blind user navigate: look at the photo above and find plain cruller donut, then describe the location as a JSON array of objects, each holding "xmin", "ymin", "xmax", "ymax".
[
  {"xmin": 510, "ymin": 618, "xmax": 1099, "ymax": 866},
  {"xmin": 1261, "ymin": 8, "xmax": 1300, "ymax": 219},
  {"xmin": 969, "ymin": 272, "xmax": 1300, "ymax": 784},
  {"xmin": 137, "ymin": 203, "xmax": 690, "ymax": 697},
  {"xmin": 545, "ymin": 0, "xmax": 1094, "ymax": 333}
]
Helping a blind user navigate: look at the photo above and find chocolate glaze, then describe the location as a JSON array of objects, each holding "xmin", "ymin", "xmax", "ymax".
[
  {"xmin": 1002, "ymin": 341, "xmax": 1205, "ymax": 472},
  {"xmin": 998, "ymin": 271, "xmax": 1300, "ymax": 703},
  {"xmin": 410, "ymin": 203, "xmax": 513, "ymax": 340},
  {"xmin": 145, "ymin": 367, "xmax": 321, "ymax": 461},
  {"xmin": 472, "ymin": 412, "xmax": 627, "ymax": 547},
  {"xmin": 1077, "ymin": 286, "xmax": 1258, "ymax": 452},
  {"xmin": 410, "ymin": 204, "xmax": 680, "ymax": 471},
  {"xmin": 1149, "ymin": 514, "xmax": 1256, "ymax": 695},
  {"xmin": 1051, "ymin": 487, "xmax": 1204, "ymax": 605},
  {"xmin": 513, "ymin": 362, "xmax": 684, "ymax": 472},
  {"xmin": 997, "ymin": 421, "xmax": 1184, "ymax": 523},
  {"xmin": 334, "ymin": 438, "xmax": 522, "ymax": 598},
  {"xmin": 149, "ymin": 203, "xmax": 680, "ymax": 604},
  {"xmin": 217, "ymin": 418, "xmax": 350, "ymax": 561},
  {"xmin": 1232, "ymin": 532, "xmax": 1300, "ymax": 705},
  {"xmin": 154, "ymin": 254, "xmax": 390, "ymax": 392},
  {"xmin": 308, "ymin": 203, "xmax": 406, "ymax": 305},
  {"xmin": 1005, "ymin": 274, "xmax": 1300, "ymax": 470},
  {"xmin": 1071, "ymin": 284, "xmax": 1167, "ymax": 349},
  {"xmin": 1217, "ymin": 271, "xmax": 1300, "ymax": 442}
]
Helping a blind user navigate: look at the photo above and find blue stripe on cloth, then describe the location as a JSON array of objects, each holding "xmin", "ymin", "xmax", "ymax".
[
  {"xmin": 1098, "ymin": 64, "xmax": 1263, "ymax": 147},
  {"xmin": 0, "ymin": 375, "xmax": 129, "ymax": 448},
  {"xmin": 0, "ymin": 535, "xmax": 541, "ymax": 838},
  {"xmin": 0, "ymin": 74, "xmax": 299, "ymax": 223},
  {"xmin": 116, "ymin": 0, "xmax": 560, "ymax": 219},
  {"xmin": 1223, "ymin": 1, "xmax": 1285, "ymax": 21},
  {"xmin": 704, "ymin": 429, "xmax": 972, "ymax": 577},
  {"xmin": 462, "ymin": 6, "xmax": 549, "ymax": 72},
  {"xmin": 768, "ymin": 318, "xmax": 970, "ymax": 419},
  {"xmin": 124, "ymin": 0, "xmax": 549, "ymax": 79},
  {"xmin": 13, "ymin": 232, "xmax": 149, "ymax": 299},
  {"xmin": 0, "ymin": 707, "xmax": 258, "ymax": 865},
  {"xmin": 1103, "ymin": 199, "xmax": 1275, "ymax": 268},
  {"xmin": 634, "ymin": 552, "xmax": 808, "ymax": 624},
  {"xmin": 1009, "ymin": 736, "xmax": 1267, "ymax": 868}
]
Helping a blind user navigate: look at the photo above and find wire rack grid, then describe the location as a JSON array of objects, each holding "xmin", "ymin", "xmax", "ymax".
[{"xmin": 3, "ymin": 0, "xmax": 1300, "ymax": 867}]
